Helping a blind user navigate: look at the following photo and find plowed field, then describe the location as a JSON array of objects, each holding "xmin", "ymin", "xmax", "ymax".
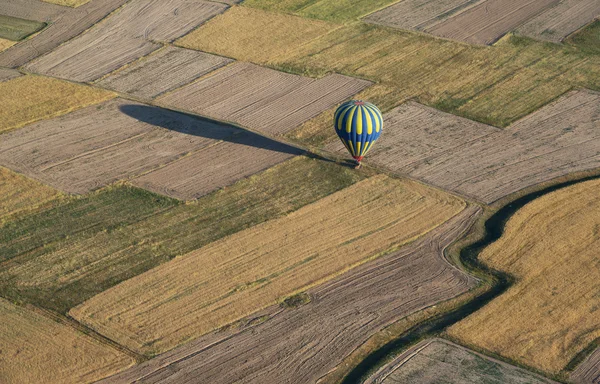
[
  {"xmin": 572, "ymin": 347, "xmax": 600, "ymax": 384},
  {"xmin": 159, "ymin": 62, "xmax": 371, "ymax": 135},
  {"xmin": 0, "ymin": 167, "xmax": 60, "ymax": 222},
  {"xmin": 0, "ymin": 99, "xmax": 237, "ymax": 193},
  {"xmin": 26, "ymin": 0, "xmax": 227, "ymax": 82},
  {"xmin": 0, "ymin": 298, "xmax": 134, "ymax": 383},
  {"xmin": 99, "ymin": 205, "xmax": 478, "ymax": 384},
  {"xmin": 72, "ymin": 175, "xmax": 465, "ymax": 355},
  {"xmin": 97, "ymin": 46, "xmax": 232, "ymax": 99},
  {"xmin": 0, "ymin": 75, "xmax": 113, "ymax": 134},
  {"xmin": 447, "ymin": 178, "xmax": 600, "ymax": 373},
  {"xmin": 0, "ymin": 0, "xmax": 65, "ymax": 23},
  {"xmin": 0, "ymin": 67, "xmax": 20, "ymax": 81}
]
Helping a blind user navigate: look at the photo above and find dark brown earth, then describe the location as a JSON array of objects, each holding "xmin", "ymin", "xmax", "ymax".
[{"xmin": 98, "ymin": 206, "xmax": 479, "ymax": 384}]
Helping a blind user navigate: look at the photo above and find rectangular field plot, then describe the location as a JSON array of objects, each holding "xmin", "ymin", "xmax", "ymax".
[
  {"xmin": 0, "ymin": 298, "xmax": 134, "ymax": 384},
  {"xmin": 133, "ymin": 132, "xmax": 302, "ymax": 200},
  {"xmin": 71, "ymin": 175, "xmax": 465, "ymax": 355},
  {"xmin": 516, "ymin": 0, "xmax": 600, "ymax": 43},
  {"xmin": 0, "ymin": 167, "xmax": 60, "ymax": 222},
  {"xmin": 447, "ymin": 178, "xmax": 600, "ymax": 373},
  {"xmin": 159, "ymin": 62, "xmax": 372, "ymax": 135},
  {"xmin": 0, "ymin": 99, "xmax": 238, "ymax": 193},
  {"xmin": 26, "ymin": 0, "xmax": 227, "ymax": 82},
  {"xmin": 368, "ymin": 339, "xmax": 557, "ymax": 384},
  {"xmin": 572, "ymin": 347, "xmax": 600, "ymax": 384},
  {"xmin": 0, "ymin": 14, "xmax": 46, "ymax": 41},
  {"xmin": 97, "ymin": 46, "xmax": 232, "ymax": 99}
]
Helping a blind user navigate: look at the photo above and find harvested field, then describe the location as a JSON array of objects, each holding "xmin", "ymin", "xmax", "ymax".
[
  {"xmin": 0, "ymin": 0, "xmax": 66, "ymax": 23},
  {"xmin": 99, "ymin": 206, "xmax": 478, "ymax": 383},
  {"xmin": 72, "ymin": 175, "xmax": 465, "ymax": 355},
  {"xmin": 132, "ymin": 132, "xmax": 302, "ymax": 200},
  {"xmin": 159, "ymin": 62, "xmax": 371, "ymax": 135},
  {"xmin": 366, "ymin": 339, "xmax": 557, "ymax": 384},
  {"xmin": 0, "ymin": 298, "xmax": 134, "ymax": 383},
  {"xmin": 177, "ymin": 7, "xmax": 338, "ymax": 63},
  {"xmin": 330, "ymin": 90, "xmax": 600, "ymax": 203},
  {"xmin": 0, "ymin": 167, "xmax": 60, "ymax": 223},
  {"xmin": 447, "ymin": 178, "xmax": 600, "ymax": 373},
  {"xmin": 0, "ymin": 75, "xmax": 113, "ymax": 134},
  {"xmin": 0, "ymin": 67, "xmax": 21, "ymax": 81},
  {"xmin": 0, "ymin": 15, "xmax": 46, "ymax": 41},
  {"xmin": 43, "ymin": 0, "xmax": 89, "ymax": 7},
  {"xmin": 0, "ymin": 99, "xmax": 238, "ymax": 193},
  {"xmin": 516, "ymin": 0, "xmax": 600, "ymax": 43},
  {"xmin": 425, "ymin": 0, "xmax": 560, "ymax": 45},
  {"xmin": 0, "ymin": 0, "xmax": 129, "ymax": 68},
  {"xmin": 0, "ymin": 157, "xmax": 364, "ymax": 314},
  {"xmin": 572, "ymin": 347, "xmax": 600, "ymax": 384},
  {"xmin": 0, "ymin": 38, "xmax": 15, "ymax": 51},
  {"xmin": 97, "ymin": 46, "xmax": 232, "ymax": 99},
  {"xmin": 25, "ymin": 0, "xmax": 227, "ymax": 82}
]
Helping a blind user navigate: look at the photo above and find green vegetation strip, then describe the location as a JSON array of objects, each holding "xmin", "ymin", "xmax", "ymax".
[
  {"xmin": 0, "ymin": 156, "xmax": 365, "ymax": 314},
  {"xmin": 566, "ymin": 19, "xmax": 600, "ymax": 55},
  {"xmin": 0, "ymin": 15, "xmax": 45, "ymax": 41}
]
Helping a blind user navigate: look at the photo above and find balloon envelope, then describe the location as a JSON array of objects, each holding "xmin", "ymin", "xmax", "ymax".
[{"xmin": 334, "ymin": 100, "xmax": 383, "ymax": 162}]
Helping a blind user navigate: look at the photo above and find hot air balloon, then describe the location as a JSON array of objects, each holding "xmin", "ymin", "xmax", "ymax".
[{"xmin": 334, "ymin": 100, "xmax": 383, "ymax": 167}]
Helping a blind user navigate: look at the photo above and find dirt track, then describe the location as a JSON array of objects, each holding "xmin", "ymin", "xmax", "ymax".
[
  {"xmin": 0, "ymin": 0, "xmax": 129, "ymax": 68},
  {"xmin": 0, "ymin": 0, "xmax": 66, "ymax": 23},
  {"xmin": 0, "ymin": 99, "xmax": 238, "ymax": 193},
  {"xmin": 26, "ymin": 0, "xmax": 228, "ymax": 82},
  {"xmin": 516, "ymin": 0, "xmax": 600, "ymax": 42},
  {"xmin": 159, "ymin": 62, "xmax": 371, "ymax": 135},
  {"xmin": 132, "ymin": 131, "xmax": 302, "ymax": 200},
  {"xmin": 571, "ymin": 347, "xmax": 600, "ymax": 384},
  {"xmin": 97, "ymin": 205, "xmax": 479, "ymax": 383},
  {"xmin": 97, "ymin": 46, "xmax": 233, "ymax": 99}
]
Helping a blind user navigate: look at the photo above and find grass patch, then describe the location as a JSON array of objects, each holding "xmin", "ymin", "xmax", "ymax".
[
  {"xmin": 566, "ymin": 19, "xmax": 600, "ymax": 55},
  {"xmin": 0, "ymin": 75, "xmax": 114, "ymax": 133},
  {"xmin": 447, "ymin": 178, "xmax": 600, "ymax": 374},
  {"xmin": 0, "ymin": 156, "xmax": 365, "ymax": 314},
  {"xmin": 281, "ymin": 292, "xmax": 311, "ymax": 308},
  {"xmin": 0, "ymin": 15, "xmax": 45, "ymax": 41},
  {"xmin": 0, "ymin": 37, "xmax": 15, "ymax": 51}
]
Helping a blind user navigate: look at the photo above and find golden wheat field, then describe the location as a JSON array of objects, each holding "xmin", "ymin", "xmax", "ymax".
[
  {"xmin": 0, "ymin": 75, "xmax": 114, "ymax": 133},
  {"xmin": 0, "ymin": 167, "xmax": 60, "ymax": 223},
  {"xmin": 447, "ymin": 178, "xmax": 600, "ymax": 373},
  {"xmin": 0, "ymin": 298, "xmax": 133, "ymax": 383},
  {"xmin": 0, "ymin": 38, "xmax": 15, "ymax": 52},
  {"xmin": 42, "ymin": 0, "xmax": 89, "ymax": 7},
  {"xmin": 71, "ymin": 175, "xmax": 465, "ymax": 355}
]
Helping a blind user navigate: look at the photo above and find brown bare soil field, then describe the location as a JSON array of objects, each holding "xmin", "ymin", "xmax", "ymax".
[
  {"xmin": 0, "ymin": 298, "xmax": 134, "ymax": 383},
  {"xmin": 0, "ymin": 75, "xmax": 113, "ymax": 133},
  {"xmin": 159, "ymin": 62, "xmax": 371, "ymax": 135},
  {"xmin": 0, "ymin": 0, "xmax": 66, "ymax": 23},
  {"xmin": 0, "ymin": 67, "xmax": 21, "ymax": 81},
  {"xmin": 516, "ymin": 0, "xmax": 600, "ymax": 43},
  {"xmin": 426, "ymin": 0, "xmax": 559, "ymax": 45},
  {"xmin": 176, "ymin": 6, "xmax": 338, "ymax": 64},
  {"xmin": 363, "ymin": 0, "xmax": 475, "ymax": 31},
  {"xmin": 99, "ymin": 205, "xmax": 478, "ymax": 383},
  {"xmin": 26, "ymin": 0, "xmax": 227, "ymax": 82},
  {"xmin": 330, "ymin": 90, "xmax": 600, "ymax": 203},
  {"xmin": 0, "ymin": 0, "xmax": 129, "ymax": 68},
  {"xmin": 0, "ymin": 99, "xmax": 238, "ymax": 193},
  {"xmin": 72, "ymin": 175, "xmax": 465, "ymax": 356},
  {"xmin": 572, "ymin": 347, "xmax": 600, "ymax": 384},
  {"xmin": 366, "ymin": 338, "xmax": 557, "ymax": 384},
  {"xmin": 132, "ymin": 132, "xmax": 302, "ymax": 200},
  {"xmin": 97, "ymin": 46, "xmax": 232, "ymax": 99},
  {"xmin": 0, "ymin": 167, "xmax": 60, "ymax": 222},
  {"xmin": 448, "ymin": 178, "xmax": 600, "ymax": 373}
]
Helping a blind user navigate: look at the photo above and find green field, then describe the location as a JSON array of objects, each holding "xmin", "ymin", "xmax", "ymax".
[
  {"xmin": 566, "ymin": 19, "xmax": 600, "ymax": 55},
  {"xmin": 0, "ymin": 15, "xmax": 45, "ymax": 41},
  {"xmin": 0, "ymin": 157, "xmax": 366, "ymax": 314}
]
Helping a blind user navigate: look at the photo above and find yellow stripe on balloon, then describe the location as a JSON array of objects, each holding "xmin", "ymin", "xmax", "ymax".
[
  {"xmin": 365, "ymin": 107, "xmax": 373, "ymax": 134},
  {"xmin": 363, "ymin": 141, "xmax": 373, "ymax": 157},
  {"xmin": 341, "ymin": 137, "xmax": 351, "ymax": 153},
  {"xmin": 336, "ymin": 104, "xmax": 352, "ymax": 131},
  {"xmin": 366, "ymin": 105, "xmax": 380, "ymax": 133},
  {"xmin": 356, "ymin": 106, "xmax": 363, "ymax": 135},
  {"xmin": 347, "ymin": 140, "xmax": 355, "ymax": 156},
  {"xmin": 356, "ymin": 141, "xmax": 362, "ymax": 155},
  {"xmin": 346, "ymin": 106, "xmax": 357, "ymax": 133}
]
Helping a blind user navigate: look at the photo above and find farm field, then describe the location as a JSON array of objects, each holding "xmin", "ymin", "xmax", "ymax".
[
  {"xmin": 99, "ymin": 205, "xmax": 479, "ymax": 383},
  {"xmin": 0, "ymin": 0, "xmax": 129, "ymax": 68},
  {"xmin": 329, "ymin": 90, "xmax": 600, "ymax": 203},
  {"xmin": 0, "ymin": 67, "xmax": 21, "ymax": 81},
  {"xmin": 97, "ymin": 46, "xmax": 233, "ymax": 99},
  {"xmin": 0, "ymin": 14, "xmax": 46, "ymax": 41},
  {"xmin": 0, "ymin": 38, "xmax": 14, "ymax": 51},
  {"xmin": 366, "ymin": 338, "xmax": 557, "ymax": 384},
  {"xmin": 0, "ymin": 99, "xmax": 241, "ymax": 193},
  {"xmin": 447, "ymin": 178, "xmax": 600, "ymax": 373},
  {"xmin": 158, "ymin": 62, "xmax": 372, "ymax": 135},
  {"xmin": 0, "ymin": 0, "xmax": 65, "ymax": 23},
  {"xmin": 72, "ymin": 175, "xmax": 465, "ymax": 355},
  {"xmin": 0, "ymin": 75, "xmax": 113, "ymax": 134},
  {"xmin": 0, "ymin": 298, "xmax": 133, "ymax": 383},
  {"xmin": 571, "ymin": 347, "xmax": 600, "ymax": 384},
  {"xmin": 0, "ymin": 157, "xmax": 364, "ymax": 314},
  {"xmin": 25, "ymin": 0, "xmax": 227, "ymax": 82},
  {"xmin": 566, "ymin": 20, "xmax": 600, "ymax": 54},
  {"xmin": 43, "ymin": 0, "xmax": 89, "ymax": 7}
]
